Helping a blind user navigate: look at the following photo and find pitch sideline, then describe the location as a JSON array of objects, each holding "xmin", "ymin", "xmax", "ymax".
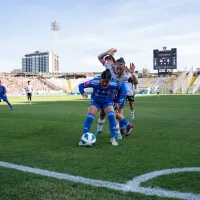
[{"xmin": 0, "ymin": 161, "xmax": 200, "ymax": 200}]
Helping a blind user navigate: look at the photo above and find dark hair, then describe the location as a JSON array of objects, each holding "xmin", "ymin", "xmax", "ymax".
[
  {"xmin": 101, "ymin": 69, "xmax": 112, "ymax": 80},
  {"xmin": 116, "ymin": 57, "xmax": 125, "ymax": 65},
  {"xmin": 104, "ymin": 55, "xmax": 116, "ymax": 63}
]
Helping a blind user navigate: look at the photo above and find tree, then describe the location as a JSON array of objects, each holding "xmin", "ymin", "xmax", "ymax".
[{"xmin": 142, "ymin": 68, "xmax": 150, "ymax": 77}]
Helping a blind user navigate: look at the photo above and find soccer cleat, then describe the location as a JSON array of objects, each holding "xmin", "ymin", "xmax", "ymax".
[
  {"xmin": 126, "ymin": 124, "xmax": 134, "ymax": 136},
  {"xmin": 116, "ymin": 132, "xmax": 122, "ymax": 140},
  {"xmin": 111, "ymin": 137, "xmax": 118, "ymax": 146},
  {"xmin": 120, "ymin": 130, "xmax": 125, "ymax": 135},
  {"xmin": 95, "ymin": 130, "xmax": 103, "ymax": 136},
  {"xmin": 131, "ymin": 113, "xmax": 135, "ymax": 120}
]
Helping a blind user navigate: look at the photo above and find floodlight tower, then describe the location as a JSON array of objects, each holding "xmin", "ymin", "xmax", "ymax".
[{"xmin": 51, "ymin": 21, "xmax": 60, "ymax": 54}]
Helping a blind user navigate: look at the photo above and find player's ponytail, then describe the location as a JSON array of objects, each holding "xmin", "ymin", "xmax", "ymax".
[
  {"xmin": 116, "ymin": 57, "xmax": 125, "ymax": 65},
  {"xmin": 101, "ymin": 69, "xmax": 111, "ymax": 80}
]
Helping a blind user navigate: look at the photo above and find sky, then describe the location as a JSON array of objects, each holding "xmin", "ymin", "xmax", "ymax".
[{"xmin": 0, "ymin": 0, "xmax": 200, "ymax": 73}]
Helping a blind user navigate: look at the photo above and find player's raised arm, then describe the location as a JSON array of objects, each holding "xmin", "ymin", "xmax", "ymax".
[{"xmin": 98, "ymin": 48, "xmax": 117, "ymax": 64}]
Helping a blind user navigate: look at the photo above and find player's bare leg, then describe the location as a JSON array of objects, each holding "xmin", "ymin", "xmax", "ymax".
[
  {"xmin": 29, "ymin": 94, "xmax": 32, "ymax": 105},
  {"xmin": 118, "ymin": 107, "xmax": 125, "ymax": 135},
  {"xmin": 129, "ymin": 101, "xmax": 134, "ymax": 119}
]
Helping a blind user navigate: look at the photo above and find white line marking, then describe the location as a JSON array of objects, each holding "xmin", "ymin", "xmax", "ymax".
[
  {"xmin": 127, "ymin": 168, "xmax": 200, "ymax": 200},
  {"xmin": 0, "ymin": 161, "xmax": 200, "ymax": 199}
]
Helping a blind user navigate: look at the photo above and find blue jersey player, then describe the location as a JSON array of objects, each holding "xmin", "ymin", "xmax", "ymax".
[
  {"xmin": 79, "ymin": 69, "xmax": 134, "ymax": 146},
  {"xmin": 0, "ymin": 80, "xmax": 13, "ymax": 110}
]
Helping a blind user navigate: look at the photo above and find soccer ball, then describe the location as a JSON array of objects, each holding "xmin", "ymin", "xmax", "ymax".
[{"xmin": 81, "ymin": 133, "xmax": 96, "ymax": 146}]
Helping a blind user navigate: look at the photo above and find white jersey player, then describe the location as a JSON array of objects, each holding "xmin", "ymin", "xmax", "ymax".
[
  {"xmin": 124, "ymin": 69, "xmax": 138, "ymax": 119},
  {"xmin": 25, "ymin": 81, "xmax": 33, "ymax": 105},
  {"xmin": 157, "ymin": 87, "xmax": 160, "ymax": 97},
  {"xmin": 104, "ymin": 58, "xmax": 131, "ymax": 82}
]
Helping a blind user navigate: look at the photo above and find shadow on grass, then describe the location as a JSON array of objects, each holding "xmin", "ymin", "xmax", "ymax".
[{"xmin": 0, "ymin": 100, "xmax": 90, "ymax": 107}]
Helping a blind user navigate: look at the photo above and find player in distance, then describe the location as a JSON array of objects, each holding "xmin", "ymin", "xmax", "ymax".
[
  {"xmin": 0, "ymin": 80, "xmax": 14, "ymax": 110},
  {"xmin": 25, "ymin": 81, "xmax": 33, "ymax": 105},
  {"xmin": 157, "ymin": 87, "xmax": 160, "ymax": 97},
  {"xmin": 78, "ymin": 69, "xmax": 134, "ymax": 146},
  {"xmin": 96, "ymin": 48, "xmax": 136, "ymax": 137}
]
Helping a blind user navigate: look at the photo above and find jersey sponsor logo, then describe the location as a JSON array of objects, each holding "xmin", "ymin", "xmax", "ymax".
[{"xmin": 94, "ymin": 93, "xmax": 107, "ymax": 98}]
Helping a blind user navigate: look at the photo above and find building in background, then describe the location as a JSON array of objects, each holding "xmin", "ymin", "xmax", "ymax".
[
  {"xmin": 11, "ymin": 69, "xmax": 22, "ymax": 73},
  {"xmin": 22, "ymin": 51, "xmax": 59, "ymax": 73}
]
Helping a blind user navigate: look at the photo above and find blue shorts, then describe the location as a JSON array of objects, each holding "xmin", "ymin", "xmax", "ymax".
[
  {"xmin": 119, "ymin": 100, "xmax": 125, "ymax": 108},
  {"xmin": 113, "ymin": 98, "xmax": 126, "ymax": 108},
  {"xmin": 0, "ymin": 95, "xmax": 8, "ymax": 101},
  {"xmin": 89, "ymin": 99, "xmax": 113, "ymax": 111}
]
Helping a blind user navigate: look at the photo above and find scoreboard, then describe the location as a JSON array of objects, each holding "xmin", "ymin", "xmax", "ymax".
[{"xmin": 153, "ymin": 48, "xmax": 177, "ymax": 70}]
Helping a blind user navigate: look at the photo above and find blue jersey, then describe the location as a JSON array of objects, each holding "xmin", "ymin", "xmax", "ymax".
[
  {"xmin": 79, "ymin": 78, "xmax": 127, "ymax": 104},
  {"xmin": 0, "ymin": 85, "xmax": 6, "ymax": 96}
]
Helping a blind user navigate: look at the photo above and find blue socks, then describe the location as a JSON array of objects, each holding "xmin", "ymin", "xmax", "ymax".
[
  {"xmin": 83, "ymin": 114, "xmax": 95, "ymax": 134},
  {"xmin": 120, "ymin": 118, "xmax": 130, "ymax": 127},
  {"xmin": 107, "ymin": 111, "xmax": 116, "ymax": 138}
]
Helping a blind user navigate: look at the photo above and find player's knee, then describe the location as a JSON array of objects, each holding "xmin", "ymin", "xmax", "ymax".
[
  {"xmin": 88, "ymin": 105, "xmax": 98, "ymax": 115},
  {"xmin": 119, "ymin": 107, "xmax": 124, "ymax": 114},
  {"xmin": 85, "ymin": 113, "xmax": 95, "ymax": 122},
  {"xmin": 116, "ymin": 113, "xmax": 123, "ymax": 121}
]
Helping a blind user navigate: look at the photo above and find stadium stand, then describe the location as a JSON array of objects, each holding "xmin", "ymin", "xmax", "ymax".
[
  {"xmin": 1, "ymin": 71, "xmax": 200, "ymax": 95},
  {"xmin": 189, "ymin": 75, "xmax": 200, "ymax": 94},
  {"xmin": 0, "ymin": 75, "xmax": 62, "ymax": 95}
]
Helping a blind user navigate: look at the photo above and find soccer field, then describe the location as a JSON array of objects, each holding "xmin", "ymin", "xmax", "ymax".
[{"xmin": 0, "ymin": 95, "xmax": 200, "ymax": 200}]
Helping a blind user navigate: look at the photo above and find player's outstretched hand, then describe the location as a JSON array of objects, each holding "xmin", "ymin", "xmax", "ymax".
[
  {"xmin": 129, "ymin": 62, "xmax": 135, "ymax": 73},
  {"xmin": 107, "ymin": 48, "xmax": 117, "ymax": 55},
  {"xmin": 82, "ymin": 93, "xmax": 88, "ymax": 98}
]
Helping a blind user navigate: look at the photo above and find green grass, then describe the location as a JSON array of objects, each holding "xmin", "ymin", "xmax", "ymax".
[{"xmin": 0, "ymin": 94, "xmax": 200, "ymax": 200}]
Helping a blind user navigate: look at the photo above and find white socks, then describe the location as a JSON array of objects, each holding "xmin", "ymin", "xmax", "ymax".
[
  {"xmin": 116, "ymin": 122, "xmax": 120, "ymax": 133},
  {"xmin": 97, "ymin": 118, "xmax": 105, "ymax": 131},
  {"xmin": 131, "ymin": 110, "xmax": 134, "ymax": 119}
]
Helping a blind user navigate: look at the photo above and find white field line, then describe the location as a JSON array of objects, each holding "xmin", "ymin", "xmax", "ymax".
[{"xmin": 0, "ymin": 161, "xmax": 200, "ymax": 200}]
